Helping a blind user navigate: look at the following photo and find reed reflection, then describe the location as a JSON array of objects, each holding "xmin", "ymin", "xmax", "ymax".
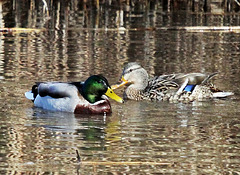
[{"xmin": 0, "ymin": 0, "xmax": 239, "ymax": 174}]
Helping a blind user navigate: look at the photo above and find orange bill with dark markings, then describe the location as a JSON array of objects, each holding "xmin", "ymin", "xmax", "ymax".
[{"xmin": 111, "ymin": 76, "xmax": 129, "ymax": 90}]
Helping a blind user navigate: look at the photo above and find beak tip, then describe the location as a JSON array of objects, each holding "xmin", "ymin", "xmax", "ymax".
[
  {"xmin": 106, "ymin": 88, "xmax": 124, "ymax": 104},
  {"xmin": 117, "ymin": 98, "xmax": 124, "ymax": 103}
]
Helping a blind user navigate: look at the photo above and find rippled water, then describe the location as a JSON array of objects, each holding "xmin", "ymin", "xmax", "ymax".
[{"xmin": 0, "ymin": 1, "xmax": 240, "ymax": 174}]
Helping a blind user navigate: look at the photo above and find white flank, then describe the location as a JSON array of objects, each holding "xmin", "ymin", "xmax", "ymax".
[
  {"xmin": 213, "ymin": 92, "xmax": 234, "ymax": 98},
  {"xmin": 25, "ymin": 91, "xmax": 34, "ymax": 100},
  {"xmin": 34, "ymin": 95, "xmax": 81, "ymax": 113}
]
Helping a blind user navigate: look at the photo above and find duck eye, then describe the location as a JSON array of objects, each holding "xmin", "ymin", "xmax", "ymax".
[{"xmin": 129, "ymin": 69, "xmax": 133, "ymax": 72}]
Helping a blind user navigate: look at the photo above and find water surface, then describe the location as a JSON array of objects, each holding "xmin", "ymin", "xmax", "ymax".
[{"xmin": 0, "ymin": 1, "xmax": 240, "ymax": 174}]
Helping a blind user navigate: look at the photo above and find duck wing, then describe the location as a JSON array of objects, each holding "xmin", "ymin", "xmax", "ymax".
[
  {"xmin": 36, "ymin": 81, "xmax": 84, "ymax": 98},
  {"xmin": 37, "ymin": 82, "xmax": 72, "ymax": 98},
  {"xmin": 147, "ymin": 73, "xmax": 217, "ymax": 90},
  {"xmin": 173, "ymin": 72, "xmax": 218, "ymax": 85},
  {"xmin": 142, "ymin": 74, "xmax": 178, "ymax": 100},
  {"xmin": 146, "ymin": 74, "xmax": 179, "ymax": 93},
  {"xmin": 25, "ymin": 81, "xmax": 85, "ymax": 103},
  {"xmin": 145, "ymin": 73, "xmax": 218, "ymax": 99},
  {"xmin": 171, "ymin": 73, "xmax": 217, "ymax": 93}
]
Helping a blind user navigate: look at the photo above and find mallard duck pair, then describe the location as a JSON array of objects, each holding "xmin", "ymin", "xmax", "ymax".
[
  {"xmin": 112, "ymin": 62, "xmax": 233, "ymax": 102},
  {"xmin": 25, "ymin": 63, "xmax": 233, "ymax": 114}
]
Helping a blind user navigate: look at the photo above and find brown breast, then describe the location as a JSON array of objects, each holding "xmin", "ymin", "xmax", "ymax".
[{"xmin": 74, "ymin": 99, "xmax": 112, "ymax": 115}]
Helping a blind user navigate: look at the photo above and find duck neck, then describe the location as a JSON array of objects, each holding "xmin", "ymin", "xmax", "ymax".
[
  {"xmin": 83, "ymin": 94, "xmax": 97, "ymax": 103},
  {"xmin": 125, "ymin": 80, "xmax": 148, "ymax": 100},
  {"xmin": 125, "ymin": 86, "xmax": 144, "ymax": 100}
]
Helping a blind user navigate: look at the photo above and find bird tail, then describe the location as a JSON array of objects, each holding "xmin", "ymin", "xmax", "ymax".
[
  {"xmin": 25, "ymin": 91, "xmax": 34, "ymax": 100},
  {"xmin": 213, "ymin": 92, "xmax": 234, "ymax": 98},
  {"xmin": 202, "ymin": 72, "xmax": 218, "ymax": 84}
]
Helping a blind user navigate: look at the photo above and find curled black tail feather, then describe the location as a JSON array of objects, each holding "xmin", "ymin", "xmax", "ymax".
[{"xmin": 32, "ymin": 85, "xmax": 38, "ymax": 101}]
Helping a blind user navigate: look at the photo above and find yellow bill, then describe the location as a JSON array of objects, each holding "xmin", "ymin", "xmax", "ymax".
[
  {"xmin": 111, "ymin": 76, "xmax": 129, "ymax": 90},
  {"xmin": 105, "ymin": 87, "xmax": 124, "ymax": 103}
]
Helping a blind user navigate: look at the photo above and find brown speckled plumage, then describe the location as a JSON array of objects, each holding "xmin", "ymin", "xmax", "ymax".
[{"xmin": 114, "ymin": 62, "xmax": 233, "ymax": 102}]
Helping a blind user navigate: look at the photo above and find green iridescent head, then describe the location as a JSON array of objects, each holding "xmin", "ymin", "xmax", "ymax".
[{"xmin": 82, "ymin": 75, "xmax": 124, "ymax": 104}]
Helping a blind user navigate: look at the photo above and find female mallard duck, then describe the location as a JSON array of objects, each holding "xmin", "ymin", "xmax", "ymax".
[
  {"xmin": 25, "ymin": 75, "xmax": 124, "ymax": 114},
  {"xmin": 112, "ymin": 62, "xmax": 233, "ymax": 102}
]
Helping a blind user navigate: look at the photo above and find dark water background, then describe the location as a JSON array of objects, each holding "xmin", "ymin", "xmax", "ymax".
[{"xmin": 0, "ymin": 1, "xmax": 240, "ymax": 174}]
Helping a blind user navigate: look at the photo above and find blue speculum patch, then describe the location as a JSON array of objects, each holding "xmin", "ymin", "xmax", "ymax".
[{"xmin": 184, "ymin": 85, "xmax": 195, "ymax": 92}]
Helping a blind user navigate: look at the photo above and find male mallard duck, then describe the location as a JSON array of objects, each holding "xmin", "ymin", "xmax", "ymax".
[
  {"xmin": 25, "ymin": 75, "xmax": 124, "ymax": 114},
  {"xmin": 112, "ymin": 62, "xmax": 233, "ymax": 102}
]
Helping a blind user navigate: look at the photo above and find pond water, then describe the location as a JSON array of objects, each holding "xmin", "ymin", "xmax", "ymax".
[{"xmin": 0, "ymin": 1, "xmax": 240, "ymax": 174}]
